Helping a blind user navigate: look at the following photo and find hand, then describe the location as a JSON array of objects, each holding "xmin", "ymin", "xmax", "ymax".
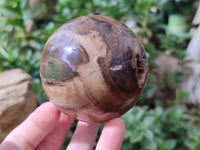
[{"xmin": 0, "ymin": 102, "xmax": 125, "ymax": 150}]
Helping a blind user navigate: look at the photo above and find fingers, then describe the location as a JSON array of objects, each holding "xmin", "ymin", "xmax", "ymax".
[
  {"xmin": 66, "ymin": 121, "xmax": 100, "ymax": 150},
  {"xmin": 36, "ymin": 113, "xmax": 74, "ymax": 150},
  {"xmin": 0, "ymin": 102, "xmax": 60, "ymax": 150},
  {"xmin": 0, "ymin": 102, "xmax": 125, "ymax": 150},
  {"xmin": 95, "ymin": 118, "xmax": 125, "ymax": 150}
]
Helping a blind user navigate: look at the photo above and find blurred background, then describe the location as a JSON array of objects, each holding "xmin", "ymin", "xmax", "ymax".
[{"xmin": 0, "ymin": 0, "xmax": 200, "ymax": 149}]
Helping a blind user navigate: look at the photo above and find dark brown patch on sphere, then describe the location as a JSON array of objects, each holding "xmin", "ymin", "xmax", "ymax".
[{"xmin": 40, "ymin": 15, "xmax": 148, "ymax": 122}]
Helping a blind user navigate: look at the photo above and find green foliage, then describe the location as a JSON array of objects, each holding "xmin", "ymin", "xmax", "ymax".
[
  {"xmin": 0, "ymin": 0, "xmax": 45, "ymax": 100},
  {"xmin": 0, "ymin": 0, "xmax": 199, "ymax": 149},
  {"xmin": 122, "ymin": 105, "xmax": 200, "ymax": 150}
]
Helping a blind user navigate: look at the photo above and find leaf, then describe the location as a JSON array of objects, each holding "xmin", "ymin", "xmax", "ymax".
[
  {"xmin": 6, "ymin": 19, "xmax": 23, "ymax": 27},
  {"xmin": 187, "ymin": 125, "xmax": 199, "ymax": 140},
  {"xmin": 142, "ymin": 139, "xmax": 157, "ymax": 150},
  {"xmin": 184, "ymin": 138, "xmax": 196, "ymax": 149},
  {"xmin": 22, "ymin": 4, "xmax": 46, "ymax": 25},
  {"xmin": 143, "ymin": 116, "xmax": 155, "ymax": 128},
  {"xmin": 165, "ymin": 139, "xmax": 176, "ymax": 150},
  {"xmin": 0, "ymin": 44, "xmax": 9, "ymax": 58},
  {"xmin": 145, "ymin": 129, "xmax": 154, "ymax": 140},
  {"xmin": 0, "ymin": 7, "xmax": 19, "ymax": 19},
  {"xmin": 135, "ymin": 106, "xmax": 148, "ymax": 120},
  {"xmin": 142, "ymin": 83, "xmax": 157, "ymax": 99},
  {"xmin": 20, "ymin": 0, "xmax": 27, "ymax": 9},
  {"xmin": 169, "ymin": 106, "xmax": 183, "ymax": 120},
  {"xmin": 130, "ymin": 132, "xmax": 143, "ymax": 143},
  {"xmin": 124, "ymin": 130, "xmax": 132, "ymax": 139},
  {"xmin": 154, "ymin": 106, "xmax": 163, "ymax": 117}
]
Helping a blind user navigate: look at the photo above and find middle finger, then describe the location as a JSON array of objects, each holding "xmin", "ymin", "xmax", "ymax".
[{"xmin": 66, "ymin": 121, "xmax": 99, "ymax": 150}]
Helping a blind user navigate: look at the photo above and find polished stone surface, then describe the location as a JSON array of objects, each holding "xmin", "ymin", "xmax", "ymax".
[{"xmin": 40, "ymin": 15, "xmax": 148, "ymax": 122}]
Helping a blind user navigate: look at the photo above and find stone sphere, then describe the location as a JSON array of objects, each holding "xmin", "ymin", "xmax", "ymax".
[{"xmin": 40, "ymin": 15, "xmax": 148, "ymax": 122}]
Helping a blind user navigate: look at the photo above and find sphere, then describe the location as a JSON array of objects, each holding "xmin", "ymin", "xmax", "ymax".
[{"xmin": 40, "ymin": 15, "xmax": 148, "ymax": 122}]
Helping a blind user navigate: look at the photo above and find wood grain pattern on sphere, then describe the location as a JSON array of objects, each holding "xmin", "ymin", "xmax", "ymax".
[{"xmin": 40, "ymin": 15, "xmax": 148, "ymax": 122}]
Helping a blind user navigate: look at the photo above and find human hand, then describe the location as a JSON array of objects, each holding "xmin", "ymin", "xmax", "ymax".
[{"xmin": 0, "ymin": 102, "xmax": 125, "ymax": 150}]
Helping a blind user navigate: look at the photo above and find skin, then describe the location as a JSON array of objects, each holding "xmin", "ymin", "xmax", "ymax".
[{"xmin": 0, "ymin": 102, "xmax": 125, "ymax": 150}]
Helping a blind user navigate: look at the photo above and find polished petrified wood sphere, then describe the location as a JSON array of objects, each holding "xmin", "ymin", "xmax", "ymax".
[{"xmin": 40, "ymin": 15, "xmax": 148, "ymax": 122}]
